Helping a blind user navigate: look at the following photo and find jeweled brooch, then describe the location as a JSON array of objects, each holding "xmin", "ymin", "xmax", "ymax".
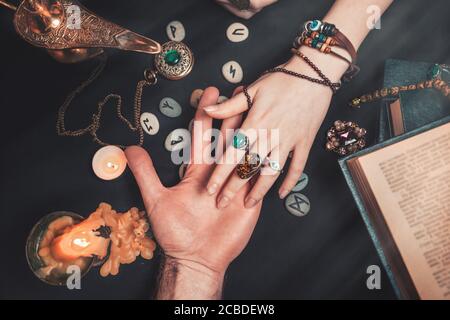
[{"xmin": 325, "ymin": 120, "xmax": 367, "ymax": 156}]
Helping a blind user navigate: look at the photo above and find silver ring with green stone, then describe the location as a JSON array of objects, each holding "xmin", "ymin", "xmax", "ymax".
[
  {"xmin": 232, "ymin": 131, "xmax": 249, "ymax": 150},
  {"xmin": 154, "ymin": 41, "xmax": 194, "ymax": 80}
]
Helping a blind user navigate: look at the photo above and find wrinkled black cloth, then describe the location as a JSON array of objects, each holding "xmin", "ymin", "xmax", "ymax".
[{"xmin": 1, "ymin": 0, "xmax": 449, "ymax": 299}]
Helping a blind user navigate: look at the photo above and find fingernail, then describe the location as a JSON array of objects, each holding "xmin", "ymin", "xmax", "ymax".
[
  {"xmin": 204, "ymin": 105, "xmax": 218, "ymax": 112},
  {"xmin": 218, "ymin": 196, "xmax": 230, "ymax": 209},
  {"xmin": 279, "ymin": 189, "xmax": 289, "ymax": 199},
  {"xmin": 207, "ymin": 183, "xmax": 218, "ymax": 195},
  {"xmin": 245, "ymin": 197, "xmax": 258, "ymax": 208}
]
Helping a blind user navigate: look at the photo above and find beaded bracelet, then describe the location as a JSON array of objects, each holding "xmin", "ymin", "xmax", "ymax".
[
  {"xmin": 349, "ymin": 78, "xmax": 450, "ymax": 108},
  {"xmin": 242, "ymin": 51, "xmax": 341, "ymax": 113},
  {"xmin": 293, "ymin": 20, "xmax": 360, "ymax": 81},
  {"xmin": 288, "ymin": 49, "xmax": 341, "ymax": 93}
]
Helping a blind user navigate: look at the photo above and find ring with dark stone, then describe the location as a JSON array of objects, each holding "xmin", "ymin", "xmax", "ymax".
[{"xmin": 236, "ymin": 152, "xmax": 262, "ymax": 179}]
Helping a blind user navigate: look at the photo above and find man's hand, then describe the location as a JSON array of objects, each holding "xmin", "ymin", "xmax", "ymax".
[
  {"xmin": 125, "ymin": 87, "xmax": 262, "ymax": 299},
  {"xmin": 215, "ymin": 0, "xmax": 278, "ymax": 19}
]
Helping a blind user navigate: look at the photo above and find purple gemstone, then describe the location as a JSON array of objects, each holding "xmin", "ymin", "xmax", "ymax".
[{"xmin": 338, "ymin": 129, "xmax": 357, "ymax": 146}]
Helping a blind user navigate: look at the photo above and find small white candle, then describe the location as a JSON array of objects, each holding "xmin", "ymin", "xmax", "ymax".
[{"xmin": 92, "ymin": 146, "xmax": 127, "ymax": 180}]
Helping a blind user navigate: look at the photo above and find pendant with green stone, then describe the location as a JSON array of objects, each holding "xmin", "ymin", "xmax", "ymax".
[
  {"xmin": 164, "ymin": 49, "xmax": 181, "ymax": 66},
  {"xmin": 154, "ymin": 41, "xmax": 194, "ymax": 81}
]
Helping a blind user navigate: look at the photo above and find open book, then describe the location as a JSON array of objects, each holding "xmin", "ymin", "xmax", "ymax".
[{"xmin": 341, "ymin": 118, "xmax": 450, "ymax": 299}]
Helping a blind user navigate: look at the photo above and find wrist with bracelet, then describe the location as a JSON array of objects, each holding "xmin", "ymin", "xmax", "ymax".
[
  {"xmin": 243, "ymin": 19, "xmax": 358, "ymax": 106},
  {"xmin": 293, "ymin": 19, "xmax": 360, "ymax": 82},
  {"xmin": 241, "ymin": 19, "xmax": 365, "ymax": 158}
]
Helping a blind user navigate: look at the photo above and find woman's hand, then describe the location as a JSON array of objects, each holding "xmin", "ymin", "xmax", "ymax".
[
  {"xmin": 204, "ymin": 47, "xmax": 349, "ymax": 209},
  {"xmin": 207, "ymin": 0, "xmax": 394, "ymax": 209},
  {"xmin": 125, "ymin": 87, "xmax": 262, "ymax": 299},
  {"xmin": 215, "ymin": 0, "xmax": 278, "ymax": 19}
]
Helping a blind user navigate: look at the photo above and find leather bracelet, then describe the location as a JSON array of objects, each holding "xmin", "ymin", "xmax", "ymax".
[
  {"xmin": 302, "ymin": 20, "xmax": 357, "ymax": 62},
  {"xmin": 333, "ymin": 31, "xmax": 357, "ymax": 63},
  {"xmin": 294, "ymin": 20, "xmax": 360, "ymax": 81}
]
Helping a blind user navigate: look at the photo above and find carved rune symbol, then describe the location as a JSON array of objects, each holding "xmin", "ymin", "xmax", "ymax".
[
  {"xmin": 162, "ymin": 101, "xmax": 173, "ymax": 109},
  {"xmin": 232, "ymin": 28, "xmax": 245, "ymax": 36},
  {"xmin": 288, "ymin": 195, "xmax": 310, "ymax": 215},
  {"xmin": 143, "ymin": 118, "xmax": 152, "ymax": 131},
  {"xmin": 229, "ymin": 65, "xmax": 236, "ymax": 78},
  {"xmin": 170, "ymin": 25, "xmax": 177, "ymax": 38},
  {"xmin": 171, "ymin": 136, "xmax": 184, "ymax": 145}
]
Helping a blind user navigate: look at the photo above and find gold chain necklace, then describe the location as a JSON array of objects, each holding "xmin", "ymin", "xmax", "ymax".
[
  {"xmin": 56, "ymin": 41, "xmax": 194, "ymax": 149},
  {"xmin": 56, "ymin": 54, "xmax": 147, "ymax": 149}
]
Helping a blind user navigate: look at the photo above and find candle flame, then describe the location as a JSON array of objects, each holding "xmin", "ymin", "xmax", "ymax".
[
  {"xmin": 51, "ymin": 18, "xmax": 61, "ymax": 28},
  {"xmin": 106, "ymin": 161, "xmax": 119, "ymax": 171},
  {"xmin": 72, "ymin": 237, "xmax": 90, "ymax": 248},
  {"xmin": 70, "ymin": 232, "xmax": 92, "ymax": 251}
]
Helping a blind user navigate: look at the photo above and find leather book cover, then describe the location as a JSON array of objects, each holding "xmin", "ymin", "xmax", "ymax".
[
  {"xmin": 377, "ymin": 59, "xmax": 448, "ymax": 141},
  {"xmin": 339, "ymin": 116, "xmax": 450, "ymax": 299}
]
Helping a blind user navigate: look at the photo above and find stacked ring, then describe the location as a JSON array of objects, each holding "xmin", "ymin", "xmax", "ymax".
[
  {"xmin": 234, "ymin": 88, "xmax": 260, "ymax": 179},
  {"xmin": 236, "ymin": 153, "xmax": 262, "ymax": 179},
  {"xmin": 264, "ymin": 158, "xmax": 282, "ymax": 172},
  {"xmin": 243, "ymin": 86, "xmax": 253, "ymax": 109},
  {"xmin": 232, "ymin": 131, "xmax": 250, "ymax": 150}
]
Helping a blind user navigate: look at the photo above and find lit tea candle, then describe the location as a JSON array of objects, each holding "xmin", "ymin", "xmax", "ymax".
[
  {"xmin": 51, "ymin": 214, "xmax": 109, "ymax": 262},
  {"xmin": 92, "ymin": 146, "xmax": 127, "ymax": 180}
]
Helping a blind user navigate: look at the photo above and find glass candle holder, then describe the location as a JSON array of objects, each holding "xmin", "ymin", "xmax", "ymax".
[{"xmin": 26, "ymin": 211, "xmax": 95, "ymax": 286}]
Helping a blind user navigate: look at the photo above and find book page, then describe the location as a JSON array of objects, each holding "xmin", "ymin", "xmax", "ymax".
[{"xmin": 358, "ymin": 122, "xmax": 450, "ymax": 299}]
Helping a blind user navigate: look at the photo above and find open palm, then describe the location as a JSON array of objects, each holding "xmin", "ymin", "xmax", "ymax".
[{"xmin": 125, "ymin": 87, "xmax": 262, "ymax": 274}]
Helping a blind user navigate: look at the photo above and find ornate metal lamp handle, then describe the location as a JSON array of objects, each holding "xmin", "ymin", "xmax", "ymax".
[
  {"xmin": 0, "ymin": 0, "xmax": 17, "ymax": 10},
  {"xmin": 5, "ymin": 0, "xmax": 162, "ymax": 63}
]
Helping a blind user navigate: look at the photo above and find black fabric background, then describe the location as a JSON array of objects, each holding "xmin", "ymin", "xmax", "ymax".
[{"xmin": 0, "ymin": 0, "xmax": 449, "ymax": 299}]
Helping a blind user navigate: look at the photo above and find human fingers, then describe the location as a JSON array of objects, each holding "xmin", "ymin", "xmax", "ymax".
[
  {"xmin": 189, "ymin": 87, "xmax": 220, "ymax": 172},
  {"xmin": 218, "ymin": 86, "xmax": 244, "ymax": 154},
  {"xmin": 204, "ymin": 88, "xmax": 253, "ymax": 119},
  {"xmin": 216, "ymin": 132, "xmax": 275, "ymax": 209},
  {"xmin": 244, "ymin": 145, "xmax": 289, "ymax": 208},
  {"xmin": 278, "ymin": 144, "xmax": 310, "ymax": 199},
  {"xmin": 125, "ymin": 146, "xmax": 166, "ymax": 212}
]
